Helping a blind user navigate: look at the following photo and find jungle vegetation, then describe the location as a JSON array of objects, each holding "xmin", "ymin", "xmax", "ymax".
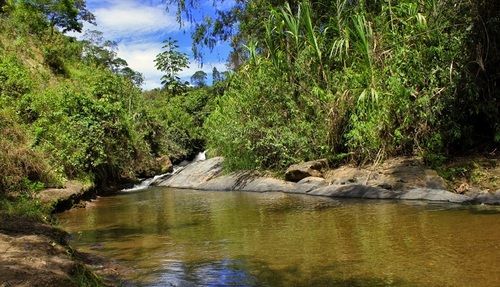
[
  {"xmin": 0, "ymin": 0, "xmax": 216, "ymax": 217},
  {"xmin": 169, "ymin": 0, "xmax": 500, "ymax": 170},
  {"xmin": 1, "ymin": 0, "xmax": 499, "ymax": 213}
]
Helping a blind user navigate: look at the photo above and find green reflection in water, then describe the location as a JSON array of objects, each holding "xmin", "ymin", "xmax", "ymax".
[{"xmin": 56, "ymin": 187, "xmax": 500, "ymax": 287}]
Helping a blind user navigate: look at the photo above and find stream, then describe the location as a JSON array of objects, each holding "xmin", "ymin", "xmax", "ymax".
[{"xmin": 56, "ymin": 186, "xmax": 500, "ymax": 286}]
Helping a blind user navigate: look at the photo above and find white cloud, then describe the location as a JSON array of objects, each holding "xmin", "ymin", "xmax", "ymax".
[
  {"xmin": 89, "ymin": 1, "xmax": 183, "ymax": 41},
  {"xmin": 116, "ymin": 41, "xmax": 164, "ymax": 90}
]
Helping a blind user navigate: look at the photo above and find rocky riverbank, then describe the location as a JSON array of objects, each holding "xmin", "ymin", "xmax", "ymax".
[{"xmin": 154, "ymin": 156, "xmax": 500, "ymax": 205}]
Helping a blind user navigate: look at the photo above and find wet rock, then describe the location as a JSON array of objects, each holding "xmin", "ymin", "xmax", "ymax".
[
  {"xmin": 399, "ymin": 189, "xmax": 472, "ymax": 203},
  {"xmin": 156, "ymin": 157, "xmax": 224, "ymax": 189},
  {"xmin": 465, "ymin": 189, "xmax": 500, "ymax": 205},
  {"xmin": 285, "ymin": 159, "xmax": 329, "ymax": 182}
]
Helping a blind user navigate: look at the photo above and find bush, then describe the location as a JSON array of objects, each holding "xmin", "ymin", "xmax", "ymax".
[
  {"xmin": 0, "ymin": 109, "xmax": 58, "ymax": 194},
  {"xmin": 205, "ymin": 62, "xmax": 332, "ymax": 171},
  {"xmin": 43, "ymin": 47, "xmax": 68, "ymax": 76},
  {"xmin": 0, "ymin": 56, "xmax": 33, "ymax": 100}
]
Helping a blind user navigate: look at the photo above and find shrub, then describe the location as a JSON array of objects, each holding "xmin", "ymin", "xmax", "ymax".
[{"xmin": 205, "ymin": 61, "xmax": 332, "ymax": 171}]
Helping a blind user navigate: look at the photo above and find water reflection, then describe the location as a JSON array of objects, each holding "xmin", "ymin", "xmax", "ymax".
[
  {"xmin": 56, "ymin": 188, "xmax": 500, "ymax": 287},
  {"xmin": 146, "ymin": 259, "xmax": 257, "ymax": 287}
]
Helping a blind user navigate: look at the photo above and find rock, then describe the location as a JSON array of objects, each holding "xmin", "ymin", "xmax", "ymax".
[
  {"xmin": 156, "ymin": 157, "xmax": 493, "ymax": 205},
  {"xmin": 309, "ymin": 184, "xmax": 399, "ymax": 199},
  {"xmin": 291, "ymin": 177, "xmax": 328, "ymax": 194},
  {"xmin": 297, "ymin": 176, "xmax": 327, "ymax": 186},
  {"xmin": 156, "ymin": 155, "xmax": 174, "ymax": 174},
  {"xmin": 38, "ymin": 181, "xmax": 94, "ymax": 212},
  {"xmin": 378, "ymin": 183, "xmax": 393, "ymax": 190},
  {"xmin": 465, "ymin": 189, "xmax": 500, "ymax": 205},
  {"xmin": 399, "ymin": 189, "xmax": 472, "ymax": 203},
  {"xmin": 156, "ymin": 157, "xmax": 224, "ymax": 189},
  {"xmin": 285, "ymin": 159, "xmax": 329, "ymax": 182},
  {"xmin": 424, "ymin": 169, "xmax": 448, "ymax": 190}
]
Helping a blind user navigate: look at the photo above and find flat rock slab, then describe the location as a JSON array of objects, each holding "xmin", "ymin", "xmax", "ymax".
[
  {"xmin": 38, "ymin": 181, "xmax": 93, "ymax": 212},
  {"xmin": 324, "ymin": 158, "xmax": 447, "ymax": 191},
  {"xmin": 155, "ymin": 157, "xmax": 488, "ymax": 204}
]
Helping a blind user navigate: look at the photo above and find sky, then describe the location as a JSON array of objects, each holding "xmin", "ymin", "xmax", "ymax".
[{"xmin": 74, "ymin": 0, "xmax": 233, "ymax": 90}]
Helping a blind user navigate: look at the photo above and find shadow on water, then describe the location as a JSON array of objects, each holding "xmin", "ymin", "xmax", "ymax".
[{"xmin": 249, "ymin": 259, "xmax": 416, "ymax": 287}]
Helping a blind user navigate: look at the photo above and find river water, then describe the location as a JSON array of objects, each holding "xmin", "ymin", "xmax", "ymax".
[{"xmin": 56, "ymin": 187, "xmax": 500, "ymax": 287}]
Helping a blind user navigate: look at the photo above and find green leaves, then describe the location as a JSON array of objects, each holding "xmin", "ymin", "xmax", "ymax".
[
  {"xmin": 154, "ymin": 37, "xmax": 189, "ymax": 94},
  {"xmin": 204, "ymin": 63, "xmax": 331, "ymax": 171},
  {"xmin": 27, "ymin": 0, "xmax": 96, "ymax": 34},
  {"xmin": 0, "ymin": 56, "xmax": 33, "ymax": 100}
]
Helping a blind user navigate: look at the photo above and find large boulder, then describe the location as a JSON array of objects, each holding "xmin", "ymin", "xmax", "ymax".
[
  {"xmin": 155, "ymin": 157, "xmax": 301, "ymax": 192},
  {"xmin": 156, "ymin": 157, "xmax": 225, "ymax": 189},
  {"xmin": 285, "ymin": 159, "xmax": 329, "ymax": 182}
]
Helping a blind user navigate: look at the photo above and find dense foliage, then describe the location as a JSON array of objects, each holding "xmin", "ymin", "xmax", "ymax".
[
  {"xmin": 168, "ymin": 0, "xmax": 500, "ymax": 170},
  {"xmin": 0, "ymin": 1, "xmax": 174, "ymax": 200},
  {"xmin": 2, "ymin": 0, "xmax": 500, "ymax": 199}
]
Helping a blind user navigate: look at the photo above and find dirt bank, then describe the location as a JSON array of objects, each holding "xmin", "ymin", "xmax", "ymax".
[
  {"xmin": 0, "ymin": 179, "xmax": 130, "ymax": 287},
  {"xmin": 0, "ymin": 215, "xmax": 131, "ymax": 287}
]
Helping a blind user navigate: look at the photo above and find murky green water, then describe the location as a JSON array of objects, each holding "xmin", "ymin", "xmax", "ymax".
[{"xmin": 56, "ymin": 187, "xmax": 500, "ymax": 287}]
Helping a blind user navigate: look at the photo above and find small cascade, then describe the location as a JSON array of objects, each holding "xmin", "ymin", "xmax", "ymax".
[
  {"xmin": 121, "ymin": 151, "xmax": 207, "ymax": 192},
  {"xmin": 193, "ymin": 150, "xmax": 206, "ymax": 162},
  {"xmin": 121, "ymin": 173, "xmax": 168, "ymax": 192}
]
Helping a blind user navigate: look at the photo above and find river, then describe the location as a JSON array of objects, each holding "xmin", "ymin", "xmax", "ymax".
[{"xmin": 56, "ymin": 187, "xmax": 500, "ymax": 286}]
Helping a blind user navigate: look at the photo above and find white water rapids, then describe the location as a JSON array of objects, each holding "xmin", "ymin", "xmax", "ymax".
[{"xmin": 122, "ymin": 150, "xmax": 206, "ymax": 192}]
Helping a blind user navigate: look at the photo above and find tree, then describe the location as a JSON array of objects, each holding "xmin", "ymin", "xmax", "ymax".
[
  {"xmin": 81, "ymin": 30, "xmax": 143, "ymax": 87},
  {"xmin": 212, "ymin": 67, "xmax": 222, "ymax": 83},
  {"xmin": 154, "ymin": 37, "xmax": 189, "ymax": 95},
  {"xmin": 164, "ymin": 0, "xmax": 322, "ymax": 68},
  {"xmin": 190, "ymin": 70, "xmax": 207, "ymax": 87},
  {"xmin": 119, "ymin": 67, "xmax": 144, "ymax": 87},
  {"xmin": 28, "ymin": 0, "xmax": 95, "ymax": 35}
]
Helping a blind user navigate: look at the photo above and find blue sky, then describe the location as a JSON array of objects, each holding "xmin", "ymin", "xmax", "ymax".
[{"xmin": 75, "ymin": 0, "xmax": 233, "ymax": 90}]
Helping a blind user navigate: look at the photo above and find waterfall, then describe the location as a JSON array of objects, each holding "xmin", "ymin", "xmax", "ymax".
[
  {"xmin": 193, "ymin": 150, "xmax": 206, "ymax": 162},
  {"xmin": 121, "ymin": 151, "xmax": 207, "ymax": 192}
]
